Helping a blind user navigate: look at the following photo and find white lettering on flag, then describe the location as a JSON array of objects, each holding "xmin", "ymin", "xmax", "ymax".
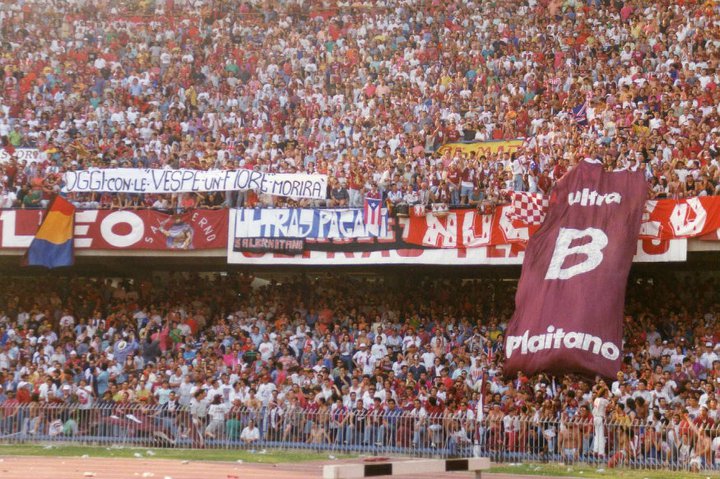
[{"xmin": 545, "ymin": 227, "xmax": 608, "ymax": 280}]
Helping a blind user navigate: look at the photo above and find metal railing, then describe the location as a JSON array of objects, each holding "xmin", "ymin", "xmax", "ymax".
[{"xmin": 0, "ymin": 403, "xmax": 715, "ymax": 472}]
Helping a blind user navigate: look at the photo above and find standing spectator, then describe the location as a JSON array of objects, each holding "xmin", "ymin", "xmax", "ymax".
[
  {"xmin": 190, "ymin": 390, "xmax": 208, "ymax": 447},
  {"xmin": 592, "ymin": 388, "xmax": 610, "ymax": 458},
  {"xmin": 205, "ymin": 394, "xmax": 229, "ymax": 439}
]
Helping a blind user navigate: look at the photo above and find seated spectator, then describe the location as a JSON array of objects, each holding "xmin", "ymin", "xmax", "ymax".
[
  {"xmin": 240, "ymin": 419, "xmax": 260, "ymax": 445},
  {"xmin": 328, "ymin": 180, "xmax": 349, "ymax": 208}
]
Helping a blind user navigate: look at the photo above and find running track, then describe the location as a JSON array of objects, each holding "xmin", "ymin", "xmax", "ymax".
[{"xmin": 0, "ymin": 456, "xmax": 570, "ymax": 479}]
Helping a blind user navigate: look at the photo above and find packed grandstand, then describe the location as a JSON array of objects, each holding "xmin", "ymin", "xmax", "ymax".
[
  {"xmin": 0, "ymin": 0, "xmax": 719, "ymax": 210},
  {"xmin": 2, "ymin": 0, "xmax": 720, "ymax": 474},
  {"xmin": 0, "ymin": 273, "xmax": 719, "ymax": 469}
]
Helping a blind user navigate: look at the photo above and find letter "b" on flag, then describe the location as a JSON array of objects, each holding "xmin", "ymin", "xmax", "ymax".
[{"xmin": 545, "ymin": 228, "xmax": 608, "ymax": 280}]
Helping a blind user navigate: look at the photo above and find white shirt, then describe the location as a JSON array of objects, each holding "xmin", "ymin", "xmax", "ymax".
[
  {"xmin": 370, "ymin": 343, "xmax": 388, "ymax": 359},
  {"xmin": 190, "ymin": 397, "xmax": 208, "ymax": 419},
  {"xmin": 503, "ymin": 414, "xmax": 520, "ymax": 432},
  {"xmin": 700, "ymin": 351, "xmax": 719, "ymax": 370},
  {"xmin": 353, "ymin": 350, "xmax": 373, "ymax": 374},
  {"xmin": 258, "ymin": 341, "xmax": 275, "ymax": 361},
  {"xmin": 178, "ymin": 381, "xmax": 195, "ymax": 405},
  {"xmin": 0, "ymin": 191, "xmax": 17, "ymax": 208},
  {"xmin": 410, "ymin": 406, "xmax": 427, "ymax": 421},
  {"xmin": 662, "ymin": 380, "xmax": 678, "ymax": 399},
  {"xmin": 632, "ymin": 389, "xmax": 652, "ymax": 405},
  {"xmin": 421, "ymin": 351, "xmax": 436, "ymax": 369},
  {"xmin": 650, "ymin": 389, "xmax": 670, "ymax": 408},
  {"xmin": 361, "ymin": 391, "xmax": 377, "ymax": 409},
  {"xmin": 593, "ymin": 397, "xmax": 609, "ymax": 418},
  {"xmin": 402, "ymin": 335, "xmax": 421, "ymax": 351},
  {"xmin": 38, "ymin": 382, "xmax": 58, "ymax": 402},
  {"xmin": 511, "ymin": 158, "xmax": 525, "ymax": 176},
  {"xmin": 240, "ymin": 426, "xmax": 260, "ymax": 441},
  {"xmin": 257, "ymin": 381, "xmax": 277, "ymax": 406},
  {"xmin": 208, "ymin": 403, "xmax": 229, "ymax": 422},
  {"xmin": 670, "ymin": 352, "xmax": 685, "ymax": 367},
  {"xmin": 648, "ymin": 343, "xmax": 664, "ymax": 358}
]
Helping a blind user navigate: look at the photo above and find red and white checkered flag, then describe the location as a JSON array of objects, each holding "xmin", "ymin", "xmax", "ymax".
[{"xmin": 509, "ymin": 192, "xmax": 549, "ymax": 225}]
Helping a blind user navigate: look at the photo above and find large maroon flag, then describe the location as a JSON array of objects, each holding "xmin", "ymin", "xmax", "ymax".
[{"xmin": 504, "ymin": 160, "xmax": 647, "ymax": 378}]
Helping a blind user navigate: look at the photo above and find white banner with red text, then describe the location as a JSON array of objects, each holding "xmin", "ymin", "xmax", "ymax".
[{"xmin": 0, "ymin": 148, "xmax": 41, "ymax": 163}]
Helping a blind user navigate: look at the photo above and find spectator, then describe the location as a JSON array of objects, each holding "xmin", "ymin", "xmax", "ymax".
[{"xmin": 240, "ymin": 418, "xmax": 260, "ymax": 445}]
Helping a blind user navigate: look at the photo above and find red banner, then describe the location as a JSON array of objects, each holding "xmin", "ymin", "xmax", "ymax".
[
  {"xmin": 504, "ymin": 161, "xmax": 647, "ymax": 378},
  {"xmin": 0, "ymin": 209, "xmax": 227, "ymax": 250},
  {"xmin": 701, "ymin": 229, "xmax": 720, "ymax": 241},
  {"xmin": 403, "ymin": 196, "xmax": 720, "ymax": 248},
  {"xmin": 641, "ymin": 197, "xmax": 720, "ymax": 240},
  {"xmin": 404, "ymin": 205, "xmax": 543, "ymax": 248}
]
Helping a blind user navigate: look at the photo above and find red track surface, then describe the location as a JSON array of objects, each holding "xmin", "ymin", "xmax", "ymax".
[{"xmin": 0, "ymin": 455, "xmax": 570, "ymax": 479}]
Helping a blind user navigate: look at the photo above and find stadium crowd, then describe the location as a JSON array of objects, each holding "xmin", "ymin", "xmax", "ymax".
[
  {"xmin": 1, "ymin": 0, "xmax": 720, "ymax": 211},
  {"xmin": 0, "ymin": 273, "xmax": 718, "ymax": 469}
]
